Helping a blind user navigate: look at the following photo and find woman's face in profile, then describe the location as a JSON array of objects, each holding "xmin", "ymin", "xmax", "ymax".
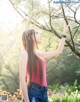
[{"xmin": 32, "ymin": 31, "xmax": 41, "ymax": 44}]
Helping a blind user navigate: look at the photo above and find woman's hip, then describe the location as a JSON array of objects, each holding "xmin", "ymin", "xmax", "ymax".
[{"xmin": 28, "ymin": 82, "xmax": 48, "ymax": 98}]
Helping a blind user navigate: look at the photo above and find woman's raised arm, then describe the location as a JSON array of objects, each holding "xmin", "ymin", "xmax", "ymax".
[
  {"xmin": 38, "ymin": 21, "xmax": 69, "ymax": 59},
  {"xmin": 38, "ymin": 37, "xmax": 66, "ymax": 59}
]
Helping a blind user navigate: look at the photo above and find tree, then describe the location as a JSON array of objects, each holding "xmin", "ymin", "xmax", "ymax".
[{"xmin": 9, "ymin": 0, "xmax": 80, "ymax": 58}]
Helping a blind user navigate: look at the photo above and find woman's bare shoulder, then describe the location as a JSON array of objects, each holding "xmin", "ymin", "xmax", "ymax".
[
  {"xmin": 37, "ymin": 50, "xmax": 44, "ymax": 56},
  {"xmin": 20, "ymin": 49, "xmax": 28, "ymax": 57},
  {"xmin": 38, "ymin": 50, "xmax": 44, "ymax": 53}
]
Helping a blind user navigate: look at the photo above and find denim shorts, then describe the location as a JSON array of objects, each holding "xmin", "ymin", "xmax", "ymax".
[{"xmin": 22, "ymin": 82, "xmax": 48, "ymax": 102}]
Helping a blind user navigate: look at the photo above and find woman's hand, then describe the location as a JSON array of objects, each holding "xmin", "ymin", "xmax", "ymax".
[
  {"xmin": 63, "ymin": 20, "xmax": 69, "ymax": 35},
  {"xmin": 26, "ymin": 99, "xmax": 30, "ymax": 102}
]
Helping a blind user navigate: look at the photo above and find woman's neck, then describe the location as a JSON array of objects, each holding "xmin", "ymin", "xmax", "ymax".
[
  {"xmin": 34, "ymin": 48, "xmax": 38, "ymax": 55},
  {"xmin": 34, "ymin": 43, "xmax": 39, "ymax": 55}
]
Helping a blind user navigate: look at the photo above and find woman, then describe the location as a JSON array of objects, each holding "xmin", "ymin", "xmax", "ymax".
[{"xmin": 19, "ymin": 22, "xmax": 69, "ymax": 102}]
